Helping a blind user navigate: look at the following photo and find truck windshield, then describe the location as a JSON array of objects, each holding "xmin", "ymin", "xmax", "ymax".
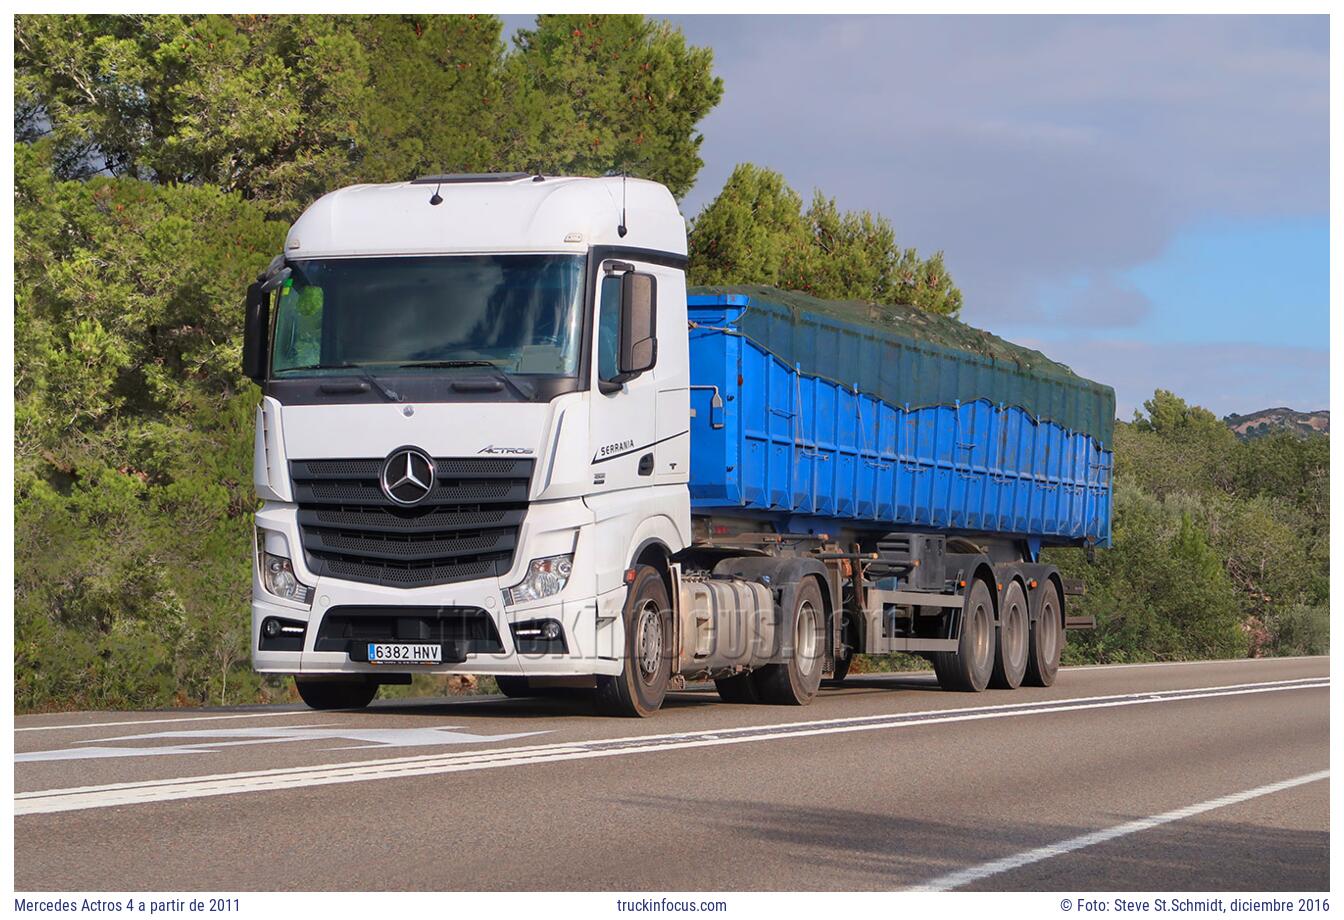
[{"xmin": 269, "ymin": 254, "xmax": 586, "ymax": 378}]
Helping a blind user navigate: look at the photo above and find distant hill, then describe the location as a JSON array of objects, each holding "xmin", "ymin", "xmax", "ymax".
[{"xmin": 1223, "ymin": 407, "xmax": 1329, "ymax": 440}]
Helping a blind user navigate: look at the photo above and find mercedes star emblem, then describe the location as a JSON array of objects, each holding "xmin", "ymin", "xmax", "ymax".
[{"xmin": 380, "ymin": 447, "xmax": 435, "ymax": 505}]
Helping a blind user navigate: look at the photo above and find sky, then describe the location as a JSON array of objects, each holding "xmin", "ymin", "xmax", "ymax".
[{"xmin": 504, "ymin": 14, "xmax": 1329, "ymax": 418}]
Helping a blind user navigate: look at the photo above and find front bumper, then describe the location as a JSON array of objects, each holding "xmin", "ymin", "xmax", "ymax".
[
  {"xmin": 251, "ymin": 502, "xmax": 627, "ymax": 679},
  {"xmin": 252, "ymin": 592, "xmax": 623, "ymax": 679}
]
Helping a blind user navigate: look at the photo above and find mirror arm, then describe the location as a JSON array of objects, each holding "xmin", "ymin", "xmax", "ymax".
[{"xmin": 260, "ymin": 266, "xmax": 291, "ymax": 293}]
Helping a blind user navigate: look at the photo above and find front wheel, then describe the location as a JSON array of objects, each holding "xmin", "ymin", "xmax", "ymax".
[
  {"xmin": 494, "ymin": 675, "xmax": 534, "ymax": 698},
  {"xmin": 295, "ymin": 678, "xmax": 378, "ymax": 710},
  {"xmin": 595, "ymin": 566, "xmax": 672, "ymax": 717}
]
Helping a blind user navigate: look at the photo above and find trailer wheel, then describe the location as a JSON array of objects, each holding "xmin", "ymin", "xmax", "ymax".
[
  {"xmin": 1024, "ymin": 580, "xmax": 1063, "ymax": 687},
  {"xmin": 933, "ymin": 579, "xmax": 995, "ymax": 692},
  {"xmin": 714, "ymin": 672, "xmax": 760, "ymax": 703},
  {"xmin": 753, "ymin": 578, "xmax": 826, "ymax": 705},
  {"xmin": 595, "ymin": 565, "xmax": 672, "ymax": 717},
  {"xmin": 990, "ymin": 580, "xmax": 1029, "ymax": 689},
  {"xmin": 294, "ymin": 678, "xmax": 378, "ymax": 711}
]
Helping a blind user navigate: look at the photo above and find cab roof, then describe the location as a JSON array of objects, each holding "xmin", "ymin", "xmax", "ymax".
[{"xmin": 284, "ymin": 174, "xmax": 687, "ymax": 260}]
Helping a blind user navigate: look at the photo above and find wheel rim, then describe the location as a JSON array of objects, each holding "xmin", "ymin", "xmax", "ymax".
[
  {"xmin": 1006, "ymin": 601, "xmax": 1027, "ymax": 666},
  {"xmin": 635, "ymin": 600, "xmax": 663, "ymax": 685},
  {"xmin": 973, "ymin": 602, "xmax": 992, "ymax": 669},
  {"xmin": 1040, "ymin": 599, "xmax": 1059, "ymax": 664},
  {"xmin": 795, "ymin": 600, "xmax": 819, "ymax": 675}
]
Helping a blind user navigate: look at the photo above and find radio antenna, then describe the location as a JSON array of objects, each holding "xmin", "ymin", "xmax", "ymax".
[{"xmin": 617, "ymin": 170, "xmax": 628, "ymax": 238}]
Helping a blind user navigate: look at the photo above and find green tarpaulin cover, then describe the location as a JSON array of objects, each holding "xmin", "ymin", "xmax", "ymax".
[{"xmin": 688, "ymin": 284, "xmax": 1117, "ymax": 447}]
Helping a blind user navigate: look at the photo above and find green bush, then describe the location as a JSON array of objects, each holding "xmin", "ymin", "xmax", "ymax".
[
  {"xmin": 1053, "ymin": 391, "xmax": 1329, "ymax": 666},
  {"xmin": 1270, "ymin": 606, "xmax": 1329, "ymax": 657}
]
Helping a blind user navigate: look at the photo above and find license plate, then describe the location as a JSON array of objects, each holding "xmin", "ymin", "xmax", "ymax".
[{"xmin": 366, "ymin": 643, "xmax": 441, "ymax": 665}]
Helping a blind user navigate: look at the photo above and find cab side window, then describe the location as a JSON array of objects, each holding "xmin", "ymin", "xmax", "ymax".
[
  {"xmin": 272, "ymin": 281, "xmax": 324, "ymax": 371},
  {"xmin": 597, "ymin": 274, "xmax": 622, "ymax": 383}
]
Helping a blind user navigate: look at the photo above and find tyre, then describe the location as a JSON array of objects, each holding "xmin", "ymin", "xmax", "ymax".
[
  {"xmin": 595, "ymin": 565, "xmax": 673, "ymax": 717},
  {"xmin": 753, "ymin": 578, "xmax": 827, "ymax": 705},
  {"xmin": 1024, "ymin": 580, "xmax": 1064, "ymax": 687},
  {"xmin": 714, "ymin": 671, "xmax": 760, "ymax": 703},
  {"xmin": 990, "ymin": 580, "xmax": 1029, "ymax": 689},
  {"xmin": 825, "ymin": 608, "xmax": 859, "ymax": 685},
  {"xmin": 933, "ymin": 578, "xmax": 995, "ymax": 692},
  {"xmin": 494, "ymin": 675, "xmax": 533, "ymax": 698},
  {"xmin": 295, "ymin": 678, "xmax": 379, "ymax": 710},
  {"xmin": 931, "ymin": 652, "xmax": 952, "ymax": 687},
  {"xmin": 828, "ymin": 652, "xmax": 852, "ymax": 684}
]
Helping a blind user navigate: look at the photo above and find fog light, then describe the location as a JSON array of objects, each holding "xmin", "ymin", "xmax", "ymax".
[
  {"xmin": 258, "ymin": 615, "xmax": 306, "ymax": 650},
  {"xmin": 510, "ymin": 618, "xmax": 568, "ymax": 654}
]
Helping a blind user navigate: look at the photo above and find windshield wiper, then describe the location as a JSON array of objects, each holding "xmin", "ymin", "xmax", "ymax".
[
  {"xmin": 399, "ymin": 359, "xmax": 506, "ymax": 370},
  {"xmin": 281, "ymin": 362, "xmax": 401, "ymax": 402},
  {"xmin": 398, "ymin": 360, "xmax": 534, "ymax": 400}
]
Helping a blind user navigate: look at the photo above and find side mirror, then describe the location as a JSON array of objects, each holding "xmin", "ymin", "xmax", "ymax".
[
  {"xmin": 242, "ymin": 281, "xmax": 269, "ymax": 384},
  {"xmin": 615, "ymin": 272, "xmax": 657, "ymax": 382}
]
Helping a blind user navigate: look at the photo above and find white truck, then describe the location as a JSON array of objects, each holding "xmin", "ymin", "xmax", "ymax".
[{"xmin": 245, "ymin": 173, "xmax": 1112, "ymax": 716}]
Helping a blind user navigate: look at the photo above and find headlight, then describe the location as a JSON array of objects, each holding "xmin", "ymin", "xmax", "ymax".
[
  {"xmin": 256, "ymin": 530, "xmax": 314, "ymax": 606},
  {"xmin": 504, "ymin": 554, "xmax": 573, "ymax": 606}
]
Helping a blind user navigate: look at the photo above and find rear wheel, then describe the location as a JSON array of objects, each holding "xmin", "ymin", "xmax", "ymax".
[
  {"xmin": 714, "ymin": 671, "xmax": 760, "ymax": 703},
  {"xmin": 295, "ymin": 678, "xmax": 378, "ymax": 711},
  {"xmin": 1025, "ymin": 580, "xmax": 1064, "ymax": 687},
  {"xmin": 595, "ymin": 566, "xmax": 672, "ymax": 717},
  {"xmin": 990, "ymin": 580, "xmax": 1029, "ymax": 689},
  {"xmin": 753, "ymin": 578, "xmax": 827, "ymax": 705},
  {"xmin": 933, "ymin": 579, "xmax": 995, "ymax": 692}
]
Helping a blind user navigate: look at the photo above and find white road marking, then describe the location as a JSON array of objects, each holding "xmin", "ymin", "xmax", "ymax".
[
  {"xmin": 17, "ymin": 725, "xmax": 549, "ymax": 763},
  {"xmin": 14, "ymin": 694, "xmax": 512, "ymax": 734},
  {"xmin": 908, "ymin": 770, "xmax": 1331, "ymax": 891},
  {"xmin": 14, "ymin": 677, "xmax": 1327, "ymax": 816},
  {"xmin": 15, "ymin": 709, "xmax": 318, "ymax": 733}
]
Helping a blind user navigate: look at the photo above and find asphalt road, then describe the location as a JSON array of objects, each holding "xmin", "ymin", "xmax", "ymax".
[{"xmin": 13, "ymin": 656, "xmax": 1330, "ymax": 892}]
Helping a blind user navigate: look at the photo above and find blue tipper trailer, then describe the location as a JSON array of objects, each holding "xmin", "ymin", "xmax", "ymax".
[
  {"xmin": 678, "ymin": 286, "xmax": 1114, "ymax": 692},
  {"xmin": 685, "ymin": 287, "xmax": 1114, "ymax": 554}
]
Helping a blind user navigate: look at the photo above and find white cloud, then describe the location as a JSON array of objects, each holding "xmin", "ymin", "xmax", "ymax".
[
  {"xmin": 1011, "ymin": 338, "xmax": 1330, "ymax": 417},
  {"xmin": 674, "ymin": 14, "xmax": 1328, "ymax": 326}
]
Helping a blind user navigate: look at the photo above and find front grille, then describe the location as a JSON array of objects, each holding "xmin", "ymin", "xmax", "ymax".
[
  {"xmin": 314, "ymin": 606, "xmax": 504, "ymax": 653},
  {"xmin": 292, "ymin": 456, "xmax": 533, "ymax": 589}
]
